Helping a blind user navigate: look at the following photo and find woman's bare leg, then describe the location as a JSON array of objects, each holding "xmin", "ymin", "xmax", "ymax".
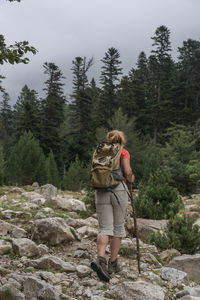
[
  {"xmin": 110, "ymin": 237, "xmax": 121, "ymax": 261},
  {"xmin": 97, "ymin": 235, "xmax": 109, "ymax": 257}
]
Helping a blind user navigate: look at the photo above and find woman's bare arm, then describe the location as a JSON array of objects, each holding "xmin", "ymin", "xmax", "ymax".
[{"xmin": 122, "ymin": 158, "xmax": 135, "ymax": 183}]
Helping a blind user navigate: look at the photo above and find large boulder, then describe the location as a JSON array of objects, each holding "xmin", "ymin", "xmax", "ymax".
[
  {"xmin": 126, "ymin": 218, "xmax": 167, "ymax": 241},
  {"xmin": 38, "ymin": 184, "xmax": 57, "ymax": 201},
  {"xmin": 114, "ymin": 280, "xmax": 165, "ymax": 300},
  {"xmin": 168, "ymin": 254, "xmax": 200, "ymax": 282},
  {"xmin": 32, "ymin": 217, "xmax": 75, "ymax": 245}
]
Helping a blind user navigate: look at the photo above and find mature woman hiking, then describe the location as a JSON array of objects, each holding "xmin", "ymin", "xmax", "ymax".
[{"xmin": 91, "ymin": 130, "xmax": 135, "ymax": 282}]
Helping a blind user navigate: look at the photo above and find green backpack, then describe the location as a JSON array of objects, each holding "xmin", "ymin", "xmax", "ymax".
[{"xmin": 91, "ymin": 142, "xmax": 124, "ymax": 189}]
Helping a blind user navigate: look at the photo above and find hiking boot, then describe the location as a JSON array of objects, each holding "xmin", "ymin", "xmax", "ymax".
[
  {"xmin": 108, "ymin": 258, "xmax": 120, "ymax": 274},
  {"xmin": 91, "ymin": 256, "xmax": 110, "ymax": 282}
]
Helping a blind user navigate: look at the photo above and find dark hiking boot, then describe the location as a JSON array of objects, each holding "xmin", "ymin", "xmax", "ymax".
[
  {"xmin": 91, "ymin": 256, "xmax": 110, "ymax": 282},
  {"xmin": 108, "ymin": 258, "xmax": 120, "ymax": 274}
]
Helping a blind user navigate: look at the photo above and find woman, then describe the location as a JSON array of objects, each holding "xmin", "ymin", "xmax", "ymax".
[{"xmin": 91, "ymin": 130, "xmax": 135, "ymax": 282}]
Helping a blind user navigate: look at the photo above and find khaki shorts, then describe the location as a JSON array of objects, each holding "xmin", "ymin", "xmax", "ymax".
[{"xmin": 95, "ymin": 182, "xmax": 128, "ymax": 238}]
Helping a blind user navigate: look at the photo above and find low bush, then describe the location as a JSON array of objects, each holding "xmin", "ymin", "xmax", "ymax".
[
  {"xmin": 148, "ymin": 214, "xmax": 200, "ymax": 254},
  {"xmin": 135, "ymin": 169, "xmax": 183, "ymax": 219},
  {"xmin": 61, "ymin": 156, "xmax": 90, "ymax": 191}
]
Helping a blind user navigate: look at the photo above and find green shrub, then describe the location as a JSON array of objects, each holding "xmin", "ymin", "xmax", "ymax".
[
  {"xmin": 6, "ymin": 131, "xmax": 46, "ymax": 186},
  {"xmin": 61, "ymin": 155, "xmax": 90, "ymax": 191},
  {"xmin": 162, "ymin": 124, "xmax": 200, "ymax": 194},
  {"xmin": 45, "ymin": 150, "xmax": 60, "ymax": 188},
  {"xmin": 148, "ymin": 215, "xmax": 200, "ymax": 254},
  {"xmin": 0, "ymin": 146, "xmax": 4, "ymax": 185},
  {"xmin": 77, "ymin": 190, "xmax": 96, "ymax": 219},
  {"xmin": 135, "ymin": 169, "xmax": 183, "ymax": 219}
]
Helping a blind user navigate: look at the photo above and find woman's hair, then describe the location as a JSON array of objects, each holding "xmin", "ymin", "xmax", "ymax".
[{"xmin": 107, "ymin": 130, "xmax": 126, "ymax": 146}]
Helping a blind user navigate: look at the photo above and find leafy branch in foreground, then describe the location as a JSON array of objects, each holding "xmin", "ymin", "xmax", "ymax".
[{"xmin": 0, "ymin": 34, "xmax": 37, "ymax": 65}]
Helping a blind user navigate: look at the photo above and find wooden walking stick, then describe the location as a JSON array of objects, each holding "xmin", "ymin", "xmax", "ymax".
[{"xmin": 128, "ymin": 182, "xmax": 141, "ymax": 274}]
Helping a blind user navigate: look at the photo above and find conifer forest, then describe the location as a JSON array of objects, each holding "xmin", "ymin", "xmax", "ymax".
[{"xmin": 0, "ymin": 19, "xmax": 200, "ymax": 221}]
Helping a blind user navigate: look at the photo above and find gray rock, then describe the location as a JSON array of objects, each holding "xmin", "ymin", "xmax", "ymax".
[
  {"xmin": 0, "ymin": 239, "xmax": 12, "ymax": 255},
  {"xmin": 161, "ymin": 267, "xmax": 188, "ymax": 283},
  {"xmin": 23, "ymin": 276, "xmax": 59, "ymax": 300},
  {"xmin": 126, "ymin": 218, "xmax": 167, "ymax": 241},
  {"xmin": 181, "ymin": 286, "xmax": 200, "ymax": 297},
  {"xmin": 39, "ymin": 184, "xmax": 57, "ymax": 201},
  {"xmin": 168, "ymin": 254, "xmax": 200, "ymax": 282},
  {"xmin": 77, "ymin": 225, "xmax": 98, "ymax": 237},
  {"xmin": 160, "ymin": 249, "xmax": 181, "ymax": 263},
  {"xmin": 32, "ymin": 182, "xmax": 39, "ymax": 188},
  {"xmin": 0, "ymin": 220, "xmax": 27, "ymax": 238},
  {"xmin": 38, "ymin": 244, "xmax": 49, "ymax": 255},
  {"xmin": 49, "ymin": 195, "xmax": 86, "ymax": 211},
  {"xmin": 0, "ymin": 283, "xmax": 25, "ymax": 300},
  {"xmin": 178, "ymin": 297, "xmax": 200, "ymax": 300},
  {"xmin": 115, "ymin": 280, "xmax": 165, "ymax": 300},
  {"xmin": 32, "ymin": 217, "xmax": 75, "ymax": 245},
  {"xmin": 30, "ymin": 255, "xmax": 76, "ymax": 272},
  {"xmin": 12, "ymin": 238, "xmax": 39, "ymax": 257},
  {"xmin": 22, "ymin": 191, "xmax": 46, "ymax": 205},
  {"xmin": 76, "ymin": 265, "xmax": 91, "ymax": 277}
]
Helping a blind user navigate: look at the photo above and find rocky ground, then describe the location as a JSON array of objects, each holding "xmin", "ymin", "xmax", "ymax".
[{"xmin": 0, "ymin": 183, "xmax": 200, "ymax": 300}]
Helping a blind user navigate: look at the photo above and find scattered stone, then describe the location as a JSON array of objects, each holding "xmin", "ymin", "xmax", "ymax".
[
  {"xmin": 39, "ymin": 184, "xmax": 57, "ymax": 201},
  {"xmin": 144, "ymin": 253, "xmax": 162, "ymax": 267},
  {"xmin": 76, "ymin": 265, "xmax": 91, "ymax": 277},
  {"xmin": 0, "ymin": 283, "xmax": 25, "ymax": 300},
  {"xmin": 1, "ymin": 210, "xmax": 32, "ymax": 219},
  {"xmin": 49, "ymin": 195, "xmax": 86, "ymax": 211},
  {"xmin": 12, "ymin": 238, "xmax": 39, "ymax": 257},
  {"xmin": 29, "ymin": 255, "xmax": 76, "ymax": 272},
  {"xmin": 161, "ymin": 267, "xmax": 188, "ymax": 283},
  {"xmin": 32, "ymin": 182, "xmax": 39, "ymax": 188},
  {"xmin": 168, "ymin": 254, "xmax": 200, "ymax": 282},
  {"xmin": 23, "ymin": 276, "xmax": 59, "ymax": 300},
  {"xmin": 0, "ymin": 239, "xmax": 12, "ymax": 255},
  {"xmin": 0, "ymin": 219, "xmax": 27, "ymax": 238},
  {"xmin": 115, "ymin": 280, "xmax": 165, "ymax": 300},
  {"xmin": 38, "ymin": 244, "xmax": 49, "ymax": 255},
  {"xmin": 77, "ymin": 225, "xmax": 98, "ymax": 237},
  {"xmin": 0, "ymin": 195, "xmax": 7, "ymax": 204},
  {"xmin": 160, "ymin": 249, "xmax": 181, "ymax": 263},
  {"xmin": 32, "ymin": 217, "xmax": 75, "ymax": 245},
  {"xmin": 22, "ymin": 191, "xmax": 46, "ymax": 205}
]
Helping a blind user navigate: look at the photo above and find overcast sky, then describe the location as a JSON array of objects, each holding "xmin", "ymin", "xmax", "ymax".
[{"xmin": 1, "ymin": 0, "xmax": 200, "ymax": 104}]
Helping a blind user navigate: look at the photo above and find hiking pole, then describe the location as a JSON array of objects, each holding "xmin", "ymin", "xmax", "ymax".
[{"xmin": 128, "ymin": 182, "xmax": 141, "ymax": 274}]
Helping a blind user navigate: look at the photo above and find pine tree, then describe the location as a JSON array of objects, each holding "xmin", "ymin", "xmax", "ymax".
[
  {"xmin": 0, "ymin": 92, "xmax": 13, "ymax": 136},
  {"xmin": 6, "ymin": 131, "xmax": 46, "ymax": 186},
  {"xmin": 13, "ymin": 85, "xmax": 41, "ymax": 140},
  {"xmin": 0, "ymin": 146, "xmax": 4, "ymax": 185},
  {"xmin": 99, "ymin": 47, "xmax": 122, "ymax": 128},
  {"xmin": 0, "ymin": 92, "xmax": 14, "ymax": 159},
  {"xmin": 68, "ymin": 56, "xmax": 94, "ymax": 162},
  {"xmin": 149, "ymin": 25, "xmax": 174, "ymax": 143},
  {"xmin": 45, "ymin": 150, "xmax": 60, "ymax": 188},
  {"xmin": 41, "ymin": 62, "xmax": 66, "ymax": 168},
  {"xmin": 176, "ymin": 39, "xmax": 200, "ymax": 125}
]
